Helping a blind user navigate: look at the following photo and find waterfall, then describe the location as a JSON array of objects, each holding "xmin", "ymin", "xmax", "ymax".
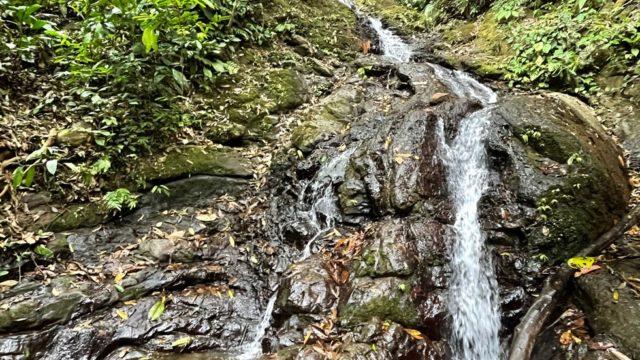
[
  {"xmin": 358, "ymin": 4, "xmax": 501, "ymax": 357},
  {"xmin": 337, "ymin": 0, "xmax": 412, "ymax": 63},
  {"xmin": 367, "ymin": 17, "xmax": 412, "ymax": 63},
  {"xmin": 241, "ymin": 3, "xmax": 501, "ymax": 358},
  {"xmin": 437, "ymin": 109, "xmax": 501, "ymax": 359}
]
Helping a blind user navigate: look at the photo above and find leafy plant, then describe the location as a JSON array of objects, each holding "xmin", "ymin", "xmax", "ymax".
[
  {"xmin": 103, "ymin": 188, "xmax": 139, "ymax": 211},
  {"xmin": 503, "ymin": 0, "xmax": 639, "ymax": 94}
]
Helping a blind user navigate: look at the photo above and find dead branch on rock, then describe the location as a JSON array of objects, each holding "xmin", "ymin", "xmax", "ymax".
[{"xmin": 508, "ymin": 204, "xmax": 640, "ymax": 360}]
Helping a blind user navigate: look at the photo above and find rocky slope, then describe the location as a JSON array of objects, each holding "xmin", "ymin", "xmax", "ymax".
[{"xmin": 0, "ymin": 0, "xmax": 637, "ymax": 359}]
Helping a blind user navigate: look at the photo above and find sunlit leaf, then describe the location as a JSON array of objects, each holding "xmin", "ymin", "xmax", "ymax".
[
  {"xmin": 142, "ymin": 26, "xmax": 158, "ymax": 53},
  {"xmin": 148, "ymin": 296, "xmax": 166, "ymax": 321},
  {"xmin": 171, "ymin": 337, "xmax": 192, "ymax": 347}
]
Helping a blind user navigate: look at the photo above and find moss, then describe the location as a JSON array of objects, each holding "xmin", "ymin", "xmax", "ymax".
[
  {"xmin": 355, "ymin": 0, "xmax": 425, "ymax": 34},
  {"xmin": 213, "ymin": 68, "xmax": 307, "ymax": 134},
  {"xmin": 0, "ymin": 301, "xmax": 37, "ymax": 331},
  {"xmin": 47, "ymin": 203, "xmax": 109, "ymax": 233},
  {"xmin": 341, "ymin": 294, "xmax": 419, "ymax": 327},
  {"xmin": 529, "ymin": 167, "xmax": 621, "ymax": 261},
  {"xmin": 267, "ymin": 0, "xmax": 360, "ymax": 59},
  {"xmin": 133, "ymin": 145, "xmax": 252, "ymax": 186}
]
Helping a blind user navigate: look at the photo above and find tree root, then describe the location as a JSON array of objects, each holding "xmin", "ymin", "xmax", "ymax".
[{"xmin": 508, "ymin": 204, "xmax": 640, "ymax": 360}]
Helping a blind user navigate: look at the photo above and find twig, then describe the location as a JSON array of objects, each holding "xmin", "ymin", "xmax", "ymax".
[{"xmin": 508, "ymin": 204, "xmax": 640, "ymax": 360}]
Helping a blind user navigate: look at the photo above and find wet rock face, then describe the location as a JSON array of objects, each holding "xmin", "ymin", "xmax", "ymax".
[
  {"xmin": 277, "ymin": 255, "xmax": 336, "ymax": 315},
  {"xmin": 484, "ymin": 93, "xmax": 629, "ymax": 260},
  {"xmin": 268, "ymin": 57, "xmax": 629, "ymax": 357}
]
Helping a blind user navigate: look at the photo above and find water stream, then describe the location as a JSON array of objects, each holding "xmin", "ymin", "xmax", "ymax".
[
  {"xmin": 437, "ymin": 108, "xmax": 501, "ymax": 359},
  {"xmin": 240, "ymin": 2, "xmax": 501, "ymax": 358}
]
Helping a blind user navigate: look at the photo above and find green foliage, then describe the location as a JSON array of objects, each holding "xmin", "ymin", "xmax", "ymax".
[
  {"xmin": 1, "ymin": 0, "xmax": 272, "ymax": 171},
  {"xmin": 103, "ymin": 188, "xmax": 139, "ymax": 211},
  {"xmin": 401, "ymin": 0, "xmax": 493, "ymax": 25},
  {"xmin": 502, "ymin": 0, "xmax": 640, "ymax": 94}
]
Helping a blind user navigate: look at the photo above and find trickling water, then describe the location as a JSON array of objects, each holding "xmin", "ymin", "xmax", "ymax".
[
  {"xmin": 299, "ymin": 147, "xmax": 356, "ymax": 259},
  {"xmin": 437, "ymin": 107, "xmax": 501, "ymax": 359},
  {"xmin": 237, "ymin": 293, "xmax": 278, "ymax": 359},
  {"xmin": 237, "ymin": 148, "xmax": 355, "ymax": 359}
]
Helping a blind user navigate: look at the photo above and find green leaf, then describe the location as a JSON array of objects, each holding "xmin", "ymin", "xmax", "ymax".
[
  {"xmin": 211, "ymin": 61, "xmax": 226, "ymax": 73},
  {"xmin": 23, "ymin": 166, "xmax": 36, "ymax": 187},
  {"xmin": 45, "ymin": 160, "xmax": 58, "ymax": 175},
  {"xmin": 632, "ymin": 48, "xmax": 639, "ymax": 57},
  {"xmin": 34, "ymin": 245, "xmax": 54, "ymax": 258},
  {"xmin": 142, "ymin": 27, "xmax": 158, "ymax": 53},
  {"xmin": 578, "ymin": 0, "xmax": 587, "ymax": 10},
  {"xmin": 148, "ymin": 297, "xmax": 166, "ymax": 321},
  {"xmin": 171, "ymin": 337, "xmax": 192, "ymax": 348},
  {"xmin": 171, "ymin": 69, "xmax": 188, "ymax": 89},
  {"xmin": 12, "ymin": 167, "xmax": 24, "ymax": 188},
  {"xmin": 203, "ymin": 68, "xmax": 213, "ymax": 80}
]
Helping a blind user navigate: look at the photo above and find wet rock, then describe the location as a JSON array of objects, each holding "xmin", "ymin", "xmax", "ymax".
[
  {"xmin": 487, "ymin": 93, "xmax": 629, "ymax": 260},
  {"xmin": 575, "ymin": 259, "xmax": 640, "ymax": 358},
  {"xmin": 353, "ymin": 220, "xmax": 415, "ymax": 277},
  {"xmin": 277, "ymin": 255, "xmax": 335, "ymax": 315},
  {"xmin": 139, "ymin": 238, "xmax": 175, "ymax": 261}
]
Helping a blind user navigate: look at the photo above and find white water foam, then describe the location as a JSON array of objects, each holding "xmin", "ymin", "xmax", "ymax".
[
  {"xmin": 368, "ymin": 17, "xmax": 412, "ymax": 63},
  {"xmin": 430, "ymin": 63, "xmax": 497, "ymax": 105},
  {"xmin": 437, "ymin": 108, "xmax": 501, "ymax": 360}
]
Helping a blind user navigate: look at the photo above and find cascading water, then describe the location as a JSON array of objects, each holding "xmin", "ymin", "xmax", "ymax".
[
  {"xmin": 238, "ymin": 147, "xmax": 355, "ymax": 359},
  {"xmin": 345, "ymin": 1, "xmax": 502, "ymax": 356},
  {"xmin": 338, "ymin": 0, "xmax": 412, "ymax": 63},
  {"xmin": 241, "ymin": 2, "xmax": 501, "ymax": 358},
  {"xmin": 437, "ymin": 108, "xmax": 502, "ymax": 360},
  {"xmin": 430, "ymin": 64, "xmax": 497, "ymax": 104}
]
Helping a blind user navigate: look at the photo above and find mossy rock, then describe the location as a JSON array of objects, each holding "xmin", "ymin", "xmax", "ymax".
[
  {"xmin": 29, "ymin": 203, "xmax": 109, "ymax": 233},
  {"xmin": 494, "ymin": 93, "xmax": 629, "ymax": 260},
  {"xmin": 267, "ymin": 0, "xmax": 360, "ymax": 59},
  {"xmin": 292, "ymin": 86, "xmax": 363, "ymax": 152},
  {"xmin": 133, "ymin": 145, "xmax": 252, "ymax": 185},
  {"xmin": 355, "ymin": 0, "xmax": 425, "ymax": 34},
  {"xmin": 340, "ymin": 277, "xmax": 418, "ymax": 327}
]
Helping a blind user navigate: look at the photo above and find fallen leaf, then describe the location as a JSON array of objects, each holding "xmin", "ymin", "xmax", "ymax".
[
  {"xmin": 114, "ymin": 273, "xmax": 125, "ymax": 284},
  {"xmin": 613, "ymin": 289, "xmax": 619, "ymax": 302},
  {"xmin": 574, "ymin": 264, "xmax": 601, "ymax": 277},
  {"xmin": 559, "ymin": 330, "xmax": 573, "ymax": 345},
  {"xmin": 171, "ymin": 337, "xmax": 192, "ymax": 348},
  {"xmin": 0, "ymin": 280, "xmax": 18, "ymax": 288},
  {"xmin": 148, "ymin": 296, "xmax": 166, "ymax": 321},
  {"xmin": 116, "ymin": 309, "xmax": 129, "ymax": 320},
  {"xmin": 403, "ymin": 328, "xmax": 424, "ymax": 340},
  {"xmin": 394, "ymin": 153, "xmax": 413, "ymax": 165}
]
